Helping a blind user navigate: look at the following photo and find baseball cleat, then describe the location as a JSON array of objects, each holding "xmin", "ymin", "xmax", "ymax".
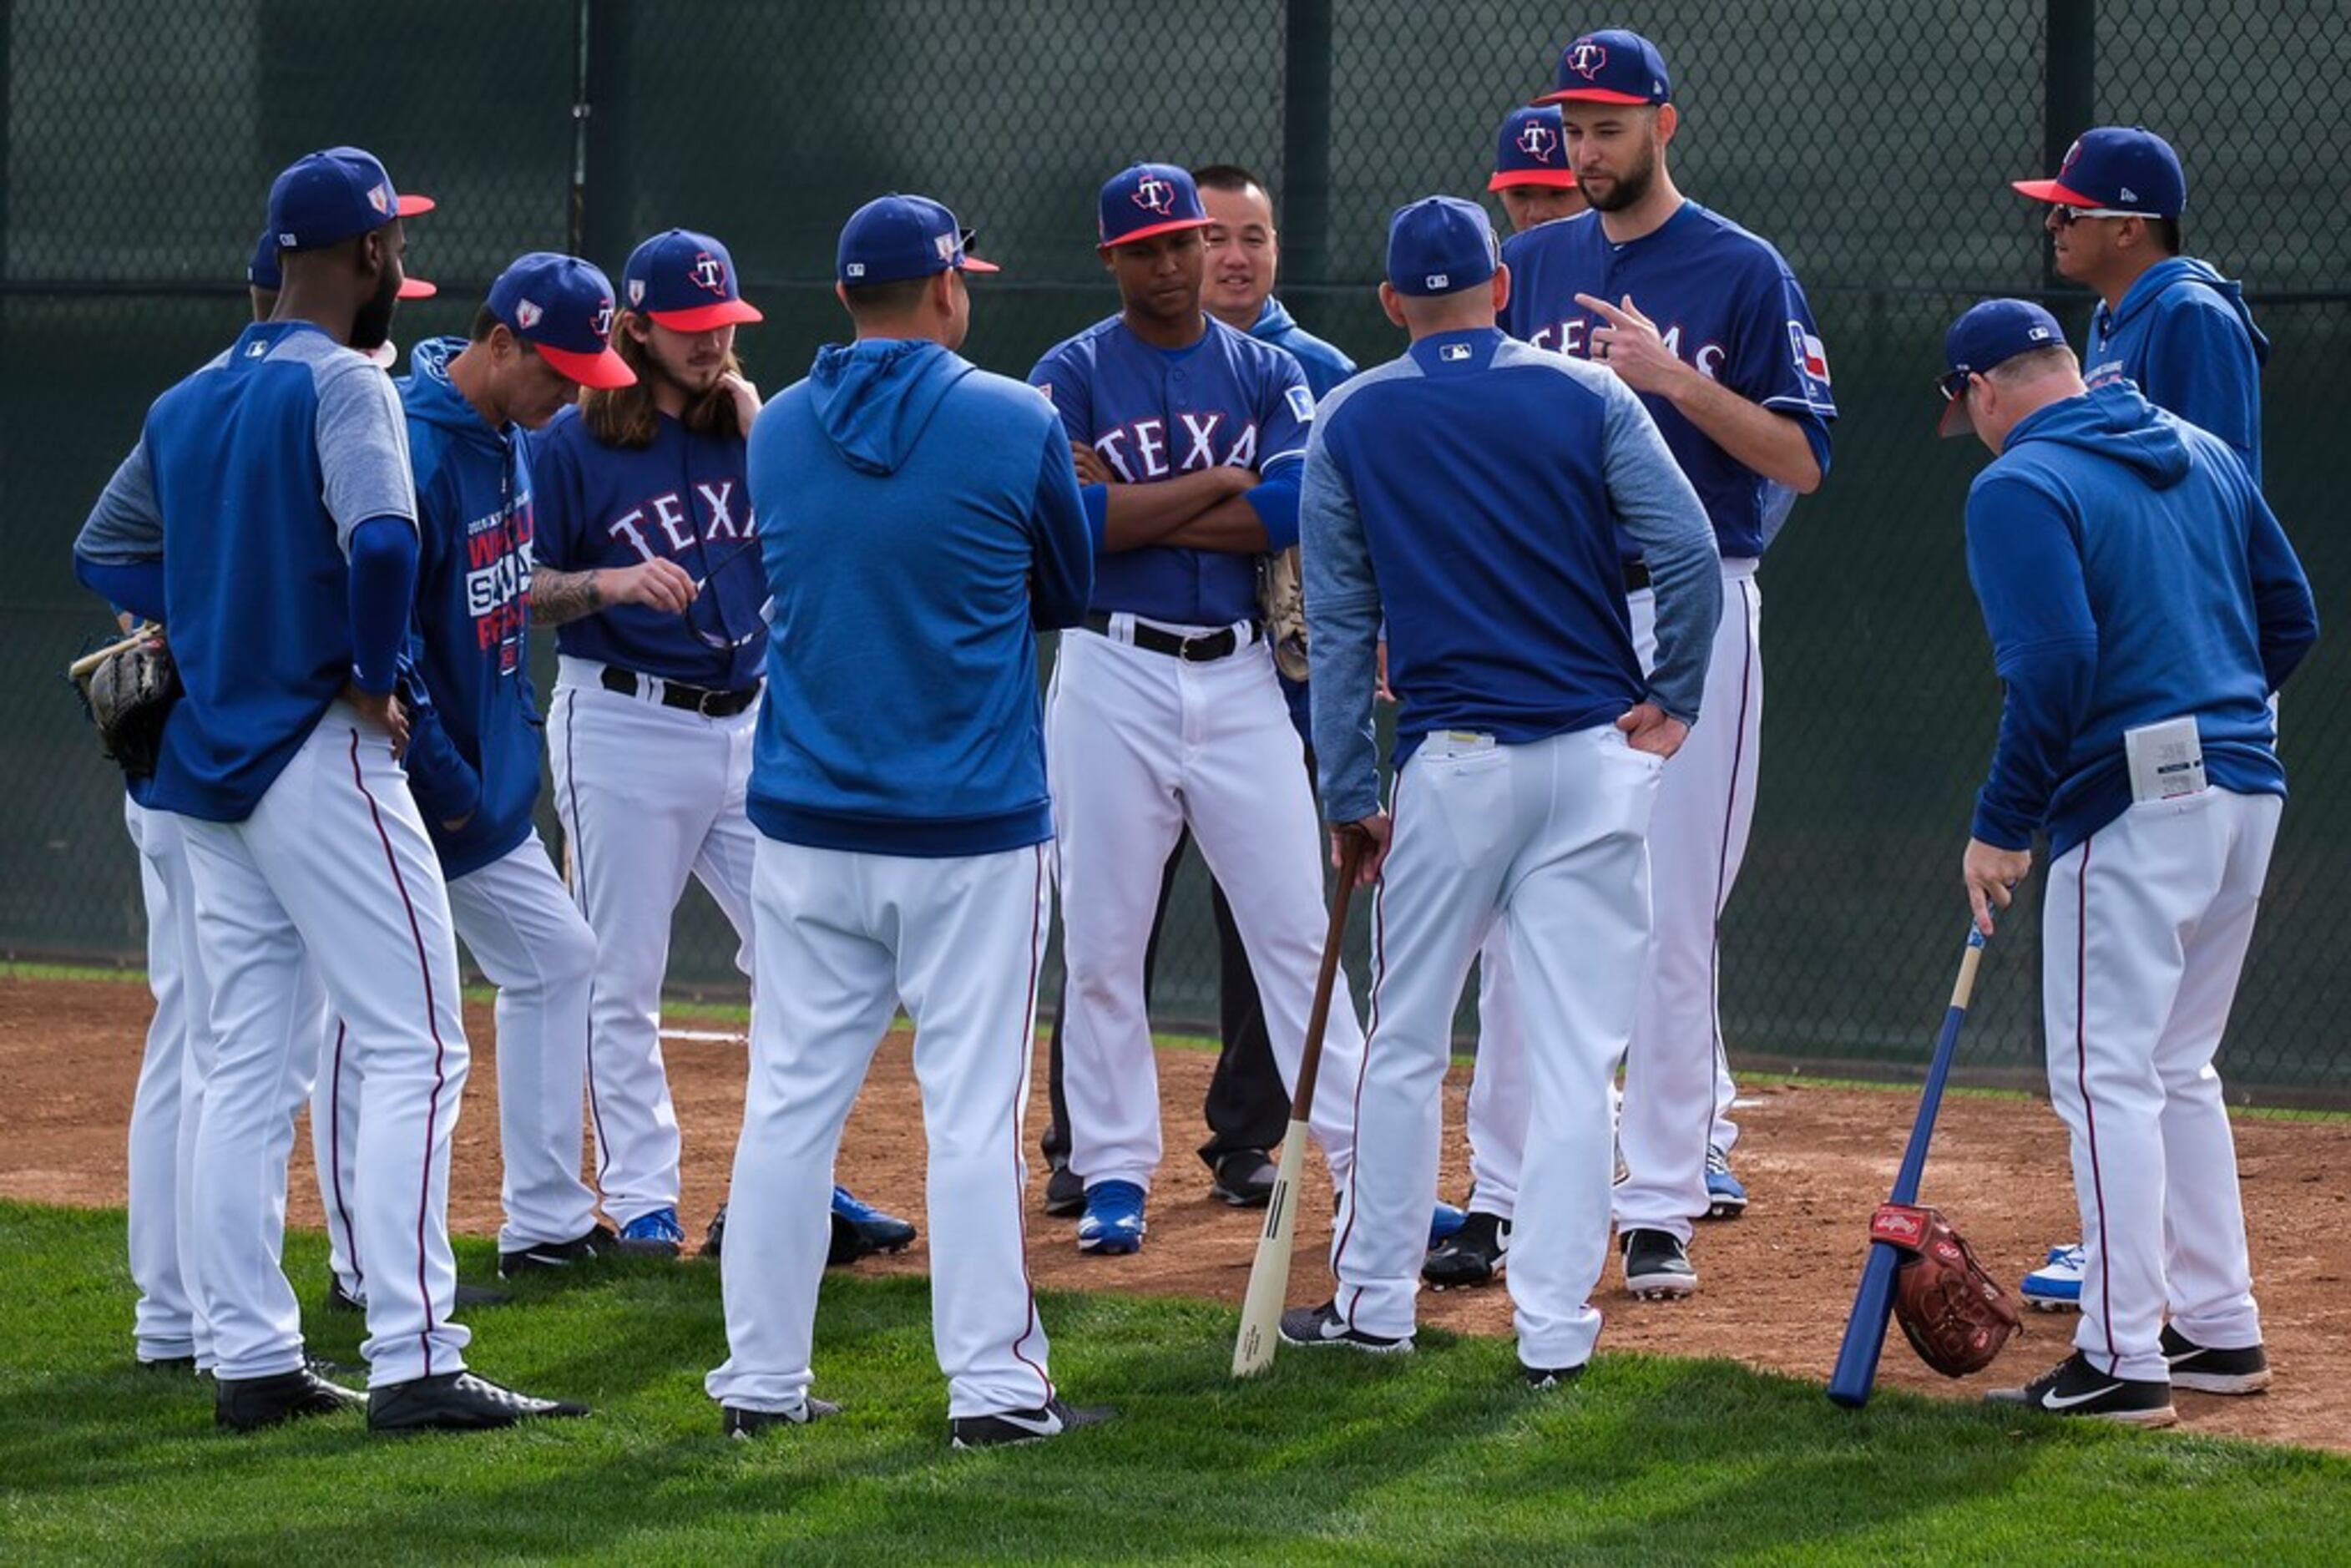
[
  {"xmin": 1429, "ymin": 1201, "xmax": 1469, "ymax": 1247},
  {"xmin": 1042, "ymin": 1159, "xmax": 1086, "ymax": 1217},
  {"xmin": 215, "ymin": 1366, "xmax": 367, "ymax": 1432},
  {"xmin": 1209, "ymin": 1149, "xmax": 1277, "ymax": 1208},
  {"xmin": 1423, "ymin": 1211, "xmax": 1510, "ymax": 1290},
  {"xmin": 2161, "ymin": 1324, "xmax": 2272, "ymax": 1394},
  {"xmin": 949, "ymin": 1397, "xmax": 1116, "ymax": 1449},
  {"xmin": 1278, "ymin": 1302, "xmax": 1413, "ymax": 1354},
  {"xmin": 1075, "ymin": 1180, "xmax": 1147, "ymax": 1255},
  {"xmin": 1520, "ymin": 1361, "xmax": 1586, "ymax": 1391},
  {"xmin": 368, "ymin": 1372, "xmax": 591, "ymax": 1433},
  {"xmin": 499, "ymin": 1222, "xmax": 620, "ymax": 1279},
  {"xmin": 1701, "ymin": 1144, "xmax": 1748, "ymax": 1219},
  {"xmin": 615, "ymin": 1207, "xmax": 686, "ymax": 1257},
  {"xmin": 723, "ymin": 1396, "xmax": 842, "ymax": 1438},
  {"xmin": 1620, "ymin": 1228, "xmax": 1698, "ymax": 1300},
  {"xmin": 828, "ymin": 1186, "xmax": 918, "ymax": 1266},
  {"xmin": 137, "ymin": 1355, "xmax": 199, "ymax": 1375},
  {"xmin": 2020, "ymin": 1242, "xmax": 2085, "ymax": 1311},
  {"xmin": 1984, "ymin": 1353, "xmax": 2176, "ymax": 1426}
]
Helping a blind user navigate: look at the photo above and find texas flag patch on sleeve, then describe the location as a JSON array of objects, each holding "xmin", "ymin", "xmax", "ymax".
[{"xmin": 1787, "ymin": 320, "xmax": 1832, "ymax": 384}]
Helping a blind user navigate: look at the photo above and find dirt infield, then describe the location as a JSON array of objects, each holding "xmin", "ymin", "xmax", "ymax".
[{"xmin": 7, "ymin": 973, "xmax": 2347, "ymax": 1451}]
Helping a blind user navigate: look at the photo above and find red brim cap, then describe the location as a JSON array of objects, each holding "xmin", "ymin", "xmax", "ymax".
[
  {"xmin": 957, "ymin": 255, "xmax": 1002, "ymax": 274},
  {"xmin": 1534, "ymin": 86, "xmax": 1653, "ymax": 105},
  {"xmin": 397, "ymin": 276, "xmax": 437, "ymax": 300},
  {"xmin": 1487, "ymin": 169, "xmax": 1580, "ymax": 191},
  {"xmin": 1936, "ymin": 389, "xmax": 1974, "ymax": 440},
  {"xmin": 536, "ymin": 341, "xmax": 638, "ymax": 390},
  {"xmin": 396, "ymin": 194, "xmax": 435, "ymax": 217},
  {"xmin": 2010, "ymin": 178, "xmax": 2096, "ymax": 205},
  {"xmin": 1099, "ymin": 215, "xmax": 1212, "ymax": 250},
  {"xmin": 646, "ymin": 297, "xmax": 764, "ymax": 331}
]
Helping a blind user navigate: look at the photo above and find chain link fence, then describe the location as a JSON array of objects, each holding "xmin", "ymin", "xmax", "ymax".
[{"xmin": 6, "ymin": 2, "xmax": 2346, "ymax": 1103}]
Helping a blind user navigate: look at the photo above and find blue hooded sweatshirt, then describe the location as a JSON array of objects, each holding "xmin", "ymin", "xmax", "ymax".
[
  {"xmin": 1964, "ymin": 381, "xmax": 2315, "ymax": 859},
  {"xmin": 2085, "ymin": 258, "xmax": 2270, "ymax": 482},
  {"xmin": 744, "ymin": 338, "xmax": 1093, "ymax": 857},
  {"xmin": 394, "ymin": 336, "xmax": 541, "ymax": 879}
]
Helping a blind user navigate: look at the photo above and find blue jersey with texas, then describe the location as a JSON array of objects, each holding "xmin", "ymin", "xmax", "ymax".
[
  {"xmin": 1502, "ymin": 201, "xmax": 1836, "ymax": 560},
  {"xmin": 526, "ymin": 402, "xmax": 765, "ymax": 690},
  {"xmin": 1029, "ymin": 314, "xmax": 1313, "ymax": 626}
]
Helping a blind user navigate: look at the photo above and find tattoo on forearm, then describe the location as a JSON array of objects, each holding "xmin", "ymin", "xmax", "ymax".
[{"xmin": 530, "ymin": 568, "xmax": 603, "ymax": 625}]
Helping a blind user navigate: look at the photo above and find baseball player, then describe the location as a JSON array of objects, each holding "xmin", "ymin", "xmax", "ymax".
[
  {"xmin": 1489, "ymin": 104, "xmax": 1586, "ymax": 234},
  {"xmin": 1503, "ymin": 29, "xmax": 1836, "ymax": 1296},
  {"xmin": 1029, "ymin": 163, "xmax": 1364, "ymax": 1255},
  {"xmin": 708, "ymin": 194, "xmax": 1110, "ymax": 1447},
  {"xmin": 74, "ymin": 147, "xmax": 583, "ymax": 1431},
  {"xmin": 1287, "ymin": 195, "xmax": 1717, "ymax": 1372},
  {"xmin": 527, "ymin": 227, "xmax": 914, "ymax": 1262},
  {"xmin": 310, "ymin": 254, "xmax": 637, "ymax": 1310},
  {"xmin": 1937, "ymin": 299, "xmax": 2316, "ymax": 1423},
  {"xmin": 2007, "ymin": 126, "xmax": 2273, "ymax": 1310}
]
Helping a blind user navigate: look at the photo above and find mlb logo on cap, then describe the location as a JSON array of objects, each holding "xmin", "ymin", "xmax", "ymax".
[
  {"xmin": 1098, "ymin": 163, "xmax": 1211, "ymax": 248},
  {"xmin": 2010, "ymin": 125, "xmax": 2186, "ymax": 218},
  {"xmin": 621, "ymin": 230, "xmax": 765, "ymax": 331},
  {"xmin": 836, "ymin": 193, "xmax": 1002, "ymax": 286},
  {"xmin": 488, "ymin": 251, "xmax": 636, "ymax": 389},
  {"xmin": 1536, "ymin": 28, "xmax": 1672, "ymax": 107},
  {"xmin": 265, "ymin": 145, "xmax": 434, "ymax": 253},
  {"xmin": 1935, "ymin": 297, "xmax": 2066, "ymax": 438},
  {"xmin": 1386, "ymin": 195, "xmax": 1499, "ymax": 297},
  {"xmin": 1489, "ymin": 104, "xmax": 1580, "ymax": 191}
]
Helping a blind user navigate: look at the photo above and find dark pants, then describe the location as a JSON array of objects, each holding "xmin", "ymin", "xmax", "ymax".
[{"xmin": 1042, "ymin": 828, "xmax": 1291, "ymax": 1173}]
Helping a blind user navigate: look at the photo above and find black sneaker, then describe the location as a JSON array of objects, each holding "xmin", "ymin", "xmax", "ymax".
[
  {"xmin": 368, "ymin": 1371, "xmax": 591, "ymax": 1433},
  {"xmin": 1277, "ymin": 1302, "xmax": 1413, "ymax": 1354},
  {"xmin": 1424, "ymin": 1211, "xmax": 1510, "ymax": 1290},
  {"xmin": 215, "ymin": 1366, "xmax": 367, "ymax": 1432},
  {"xmin": 1520, "ymin": 1361, "xmax": 1586, "ymax": 1391},
  {"xmin": 2161, "ymin": 1324, "xmax": 2272, "ymax": 1395},
  {"xmin": 1042, "ymin": 1159, "xmax": 1086, "ymax": 1218},
  {"xmin": 1209, "ymin": 1150, "xmax": 1277, "ymax": 1208},
  {"xmin": 948, "ymin": 1396, "xmax": 1115, "ymax": 1449},
  {"xmin": 1621, "ymin": 1228, "xmax": 1697, "ymax": 1300},
  {"xmin": 1984, "ymin": 1353, "xmax": 2177, "ymax": 1427},
  {"xmin": 498, "ymin": 1223, "xmax": 620, "ymax": 1280},
  {"xmin": 722, "ymin": 1396, "xmax": 841, "ymax": 1438},
  {"xmin": 702, "ymin": 1204, "xmax": 728, "ymax": 1261},
  {"xmin": 137, "ymin": 1354, "xmax": 198, "ymax": 1374}
]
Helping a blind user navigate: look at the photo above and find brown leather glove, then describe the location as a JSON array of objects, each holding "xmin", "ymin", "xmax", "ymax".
[{"xmin": 1872, "ymin": 1202, "xmax": 2021, "ymax": 1377}]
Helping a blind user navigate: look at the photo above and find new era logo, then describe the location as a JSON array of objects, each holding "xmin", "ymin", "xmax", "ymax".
[{"xmin": 2119, "ymin": 185, "xmax": 2139, "ymax": 203}]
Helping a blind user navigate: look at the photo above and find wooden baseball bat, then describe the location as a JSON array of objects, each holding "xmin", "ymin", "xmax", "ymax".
[
  {"xmin": 1232, "ymin": 830, "xmax": 1369, "ymax": 1378},
  {"xmin": 67, "ymin": 624, "xmax": 159, "ymax": 682},
  {"xmin": 1826, "ymin": 925, "xmax": 1989, "ymax": 1408}
]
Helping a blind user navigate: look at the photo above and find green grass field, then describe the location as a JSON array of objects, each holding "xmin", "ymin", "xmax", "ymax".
[{"xmin": 3, "ymin": 1203, "xmax": 2345, "ymax": 1564}]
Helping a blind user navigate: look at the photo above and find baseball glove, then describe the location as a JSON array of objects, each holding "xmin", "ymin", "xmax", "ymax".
[
  {"xmin": 1870, "ymin": 1201, "xmax": 2020, "ymax": 1377},
  {"xmin": 69, "ymin": 625, "xmax": 181, "ymax": 779},
  {"xmin": 1258, "ymin": 546, "xmax": 1308, "ymax": 683}
]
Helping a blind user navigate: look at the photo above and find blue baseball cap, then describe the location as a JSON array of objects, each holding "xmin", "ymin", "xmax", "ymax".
[
  {"xmin": 487, "ymin": 252, "xmax": 635, "ymax": 389},
  {"xmin": 1098, "ymin": 164, "xmax": 1211, "ymax": 249},
  {"xmin": 1489, "ymin": 105, "xmax": 1579, "ymax": 191},
  {"xmin": 2012, "ymin": 125, "xmax": 2186, "ymax": 218},
  {"xmin": 1937, "ymin": 298, "xmax": 2067, "ymax": 438},
  {"xmin": 837, "ymin": 194, "xmax": 1002, "ymax": 286},
  {"xmin": 248, "ymin": 229, "xmax": 281, "ymax": 292},
  {"xmin": 621, "ymin": 230, "xmax": 763, "ymax": 331},
  {"xmin": 1537, "ymin": 29, "xmax": 1671, "ymax": 107},
  {"xmin": 266, "ymin": 146, "xmax": 433, "ymax": 252},
  {"xmin": 1386, "ymin": 196, "xmax": 1499, "ymax": 297}
]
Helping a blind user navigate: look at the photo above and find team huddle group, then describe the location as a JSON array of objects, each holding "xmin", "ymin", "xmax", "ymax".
[{"xmin": 72, "ymin": 26, "xmax": 2316, "ymax": 1444}]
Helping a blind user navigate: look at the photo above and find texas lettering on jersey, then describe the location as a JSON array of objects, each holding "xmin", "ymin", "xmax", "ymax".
[
  {"xmin": 1090, "ymin": 412, "xmax": 1261, "ymax": 481},
  {"xmin": 602, "ymin": 479, "xmax": 751, "ymax": 562}
]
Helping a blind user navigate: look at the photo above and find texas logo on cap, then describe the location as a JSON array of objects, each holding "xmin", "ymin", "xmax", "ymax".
[
  {"xmin": 622, "ymin": 229, "xmax": 764, "ymax": 331},
  {"xmin": 1536, "ymin": 28, "xmax": 1673, "ymax": 107},
  {"xmin": 1518, "ymin": 120, "xmax": 1559, "ymax": 163},
  {"xmin": 1098, "ymin": 163, "xmax": 1211, "ymax": 248},
  {"xmin": 1490, "ymin": 105, "xmax": 1580, "ymax": 191}
]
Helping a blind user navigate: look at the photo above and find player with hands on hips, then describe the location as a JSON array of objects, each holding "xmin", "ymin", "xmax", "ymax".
[
  {"xmin": 1287, "ymin": 195, "xmax": 1718, "ymax": 1369},
  {"xmin": 1934, "ymin": 300, "xmax": 2314, "ymax": 1424}
]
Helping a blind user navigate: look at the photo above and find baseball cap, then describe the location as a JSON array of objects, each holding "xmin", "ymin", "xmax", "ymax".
[
  {"xmin": 266, "ymin": 146, "xmax": 434, "ymax": 252},
  {"xmin": 250, "ymin": 228, "xmax": 435, "ymax": 300},
  {"xmin": 1537, "ymin": 29, "xmax": 1672, "ymax": 107},
  {"xmin": 1386, "ymin": 196, "xmax": 1499, "ymax": 297},
  {"xmin": 2011, "ymin": 126, "xmax": 2186, "ymax": 218},
  {"xmin": 1098, "ymin": 164, "xmax": 1211, "ymax": 249},
  {"xmin": 837, "ymin": 194, "xmax": 1001, "ymax": 286},
  {"xmin": 1936, "ymin": 298, "xmax": 2066, "ymax": 438},
  {"xmin": 486, "ymin": 252, "xmax": 636, "ymax": 389},
  {"xmin": 1489, "ymin": 105, "xmax": 1579, "ymax": 191},
  {"xmin": 621, "ymin": 230, "xmax": 764, "ymax": 331}
]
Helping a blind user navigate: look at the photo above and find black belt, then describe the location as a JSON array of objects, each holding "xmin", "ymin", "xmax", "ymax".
[
  {"xmin": 1622, "ymin": 559, "xmax": 1651, "ymax": 594},
  {"xmin": 600, "ymin": 664, "xmax": 759, "ymax": 717},
  {"xmin": 1083, "ymin": 611, "xmax": 1256, "ymax": 663}
]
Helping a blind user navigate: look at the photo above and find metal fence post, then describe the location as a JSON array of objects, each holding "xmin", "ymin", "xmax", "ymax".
[
  {"xmin": 1281, "ymin": 0, "xmax": 1333, "ymax": 285},
  {"xmin": 578, "ymin": 0, "xmax": 635, "ymax": 274},
  {"xmin": 2043, "ymin": 0, "xmax": 2096, "ymax": 288}
]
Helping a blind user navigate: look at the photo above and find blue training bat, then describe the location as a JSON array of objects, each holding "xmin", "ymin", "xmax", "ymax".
[{"xmin": 1827, "ymin": 926, "xmax": 1990, "ymax": 1409}]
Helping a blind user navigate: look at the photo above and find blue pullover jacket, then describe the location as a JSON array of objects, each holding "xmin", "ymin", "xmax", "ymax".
[{"xmin": 2085, "ymin": 258, "xmax": 2269, "ymax": 482}]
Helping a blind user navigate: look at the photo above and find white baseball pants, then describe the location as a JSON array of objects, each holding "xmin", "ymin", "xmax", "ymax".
[
  {"xmin": 548, "ymin": 656, "xmax": 759, "ymax": 1228},
  {"xmin": 1047, "ymin": 625, "xmax": 1361, "ymax": 1196},
  {"xmin": 2045, "ymin": 787, "xmax": 2278, "ymax": 1383},
  {"xmin": 1332, "ymin": 725, "xmax": 1659, "ymax": 1368},
  {"xmin": 178, "ymin": 705, "xmax": 472, "ymax": 1388},
  {"xmin": 707, "ymin": 837, "xmax": 1056, "ymax": 1419},
  {"xmin": 1459, "ymin": 928, "xmax": 1531, "ymax": 1217}
]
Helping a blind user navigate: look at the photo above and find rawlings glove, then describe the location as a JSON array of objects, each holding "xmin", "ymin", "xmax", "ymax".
[
  {"xmin": 1258, "ymin": 546, "xmax": 1308, "ymax": 684},
  {"xmin": 70, "ymin": 625, "xmax": 182, "ymax": 779},
  {"xmin": 1871, "ymin": 1201, "xmax": 2021, "ymax": 1377}
]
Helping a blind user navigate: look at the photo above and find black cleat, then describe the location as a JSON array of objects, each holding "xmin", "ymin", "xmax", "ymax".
[
  {"xmin": 498, "ymin": 1223, "xmax": 620, "ymax": 1280},
  {"xmin": 1209, "ymin": 1149, "xmax": 1277, "ymax": 1208},
  {"xmin": 368, "ymin": 1371, "xmax": 590, "ymax": 1433},
  {"xmin": 1985, "ymin": 1352, "xmax": 2176, "ymax": 1426},
  {"xmin": 215, "ymin": 1366, "xmax": 367, "ymax": 1432},
  {"xmin": 1278, "ymin": 1301, "xmax": 1413, "ymax": 1354},
  {"xmin": 1520, "ymin": 1361, "xmax": 1586, "ymax": 1391},
  {"xmin": 138, "ymin": 1354, "xmax": 199, "ymax": 1374},
  {"xmin": 1423, "ymin": 1211, "xmax": 1510, "ymax": 1290},
  {"xmin": 1620, "ymin": 1228, "xmax": 1697, "ymax": 1300},
  {"xmin": 827, "ymin": 1186, "xmax": 918, "ymax": 1267},
  {"xmin": 1042, "ymin": 1160, "xmax": 1086, "ymax": 1218},
  {"xmin": 2161, "ymin": 1323, "xmax": 2272, "ymax": 1394},
  {"xmin": 702, "ymin": 1204, "xmax": 728, "ymax": 1261},
  {"xmin": 948, "ymin": 1397, "xmax": 1115, "ymax": 1449},
  {"xmin": 723, "ymin": 1396, "xmax": 841, "ymax": 1438}
]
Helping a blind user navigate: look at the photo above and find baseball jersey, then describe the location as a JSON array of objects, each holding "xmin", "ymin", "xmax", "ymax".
[
  {"xmin": 1964, "ymin": 382, "xmax": 2315, "ymax": 858},
  {"xmin": 1501, "ymin": 201, "xmax": 1837, "ymax": 560},
  {"xmin": 1029, "ymin": 314, "xmax": 1314, "ymax": 627},
  {"xmin": 73, "ymin": 321, "xmax": 417, "ymax": 822},
  {"xmin": 2085, "ymin": 257, "xmax": 2268, "ymax": 483},
  {"xmin": 746, "ymin": 338, "xmax": 1093, "ymax": 857},
  {"xmin": 394, "ymin": 336, "xmax": 541, "ymax": 879},
  {"xmin": 1301, "ymin": 328, "xmax": 1718, "ymax": 826},
  {"xmin": 526, "ymin": 402, "xmax": 765, "ymax": 690}
]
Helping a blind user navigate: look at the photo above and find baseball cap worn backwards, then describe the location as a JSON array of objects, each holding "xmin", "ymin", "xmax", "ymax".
[
  {"xmin": 267, "ymin": 146, "xmax": 433, "ymax": 252},
  {"xmin": 1098, "ymin": 164, "xmax": 1211, "ymax": 248},
  {"xmin": 622, "ymin": 230, "xmax": 764, "ymax": 331},
  {"xmin": 1387, "ymin": 196, "xmax": 1499, "ymax": 297},
  {"xmin": 1490, "ymin": 105, "xmax": 1579, "ymax": 190},
  {"xmin": 488, "ymin": 252, "xmax": 636, "ymax": 390},
  {"xmin": 1936, "ymin": 298, "xmax": 2065, "ymax": 438},
  {"xmin": 2011, "ymin": 125, "xmax": 2186, "ymax": 217},
  {"xmin": 1537, "ymin": 29, "xmax": 1671, "ymax": 107},
  {"xmin": 837, "ymin": 195, "xmax": 1001, "ymax": 286}
]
